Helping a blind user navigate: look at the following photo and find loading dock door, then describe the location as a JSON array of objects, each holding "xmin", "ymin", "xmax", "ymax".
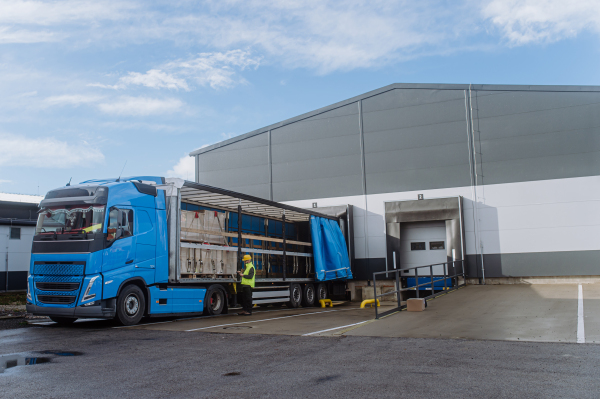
[{"xmin": 400, "ymin": 221, "xmax": 446, "ymax": 276}]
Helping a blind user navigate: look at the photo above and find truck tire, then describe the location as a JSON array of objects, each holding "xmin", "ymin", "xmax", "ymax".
[
  {"xmin": 315, "ymin": 283, "xmax": 327, "ymax": 306},
  {"xmin": 204, "ymin": 285, "xmax": 225, "ymax": 316},
  {"xmin": 116, "ymin": 284, "xmax": 145, "ymax": 326},
  {"xmin": 287, "ymin": 283, "xmax": 302, "ymax": 308},
  {"xmin": 49, "ymin": 316, "xmax": 77, "ymax": 325},
  {"xmin": 301, "ymin": 284, "xmax": 315, "ymax": 307}
]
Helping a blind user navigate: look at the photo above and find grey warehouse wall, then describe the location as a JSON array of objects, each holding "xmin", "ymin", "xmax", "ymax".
[
  {"xmin": 196, "ymin": 132, "xmax": 271, "ymax": 200},
  {"xmin": 271, "ymin": 103, "xmax": 363, "ymax": 202},
  {"xmin": 362, "ymin": 89, "xmax": 473, "ymax": 194},
  {"xmin": 193, "ymin": 83, "xmax": 600, "ymax": 280},
  {"xmin": 472, "ymin": 90, "xmax": 600, "ymax": 185}
]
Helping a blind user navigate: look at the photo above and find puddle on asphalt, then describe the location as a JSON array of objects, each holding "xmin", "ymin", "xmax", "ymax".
[
  {"xmin": 1, "ymin": 351, "xmax": 82, "ymax": 373},
  {"xmin": 0, "ymin": 355, "xmax": 51, "ymax": 373}
]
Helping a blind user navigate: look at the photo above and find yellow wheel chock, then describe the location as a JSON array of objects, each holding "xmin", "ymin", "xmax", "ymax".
[
  {"xmin": 319, "ymin": 299, "xmax": 333, "ymax": 308},
  {"xmin": 360, "ymin": 299, "xmax": 380, "ymax": 308}
]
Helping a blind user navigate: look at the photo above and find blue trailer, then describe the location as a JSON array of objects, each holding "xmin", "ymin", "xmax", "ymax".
[{"xmin": 26, "ymin": 177, "xmax": 352, "ymax": 325}]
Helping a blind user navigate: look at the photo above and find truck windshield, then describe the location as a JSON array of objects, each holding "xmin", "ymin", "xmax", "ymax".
[{"xmin": 36, "ymin": 205, "xmax": 106, "ymax": 235}]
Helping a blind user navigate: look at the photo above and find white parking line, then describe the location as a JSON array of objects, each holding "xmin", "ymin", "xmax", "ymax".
[
  {"xmin": 184, "ymin": 308, "xmax": 357, "ymax": 332},
  {"xmin": 302, "ymin": 320, "xmax": 369, "ymax": 336},
  {"xmin": 113, "ymin": 307, "xmax": 324, "ymax": 329},
  {"xmin": 578, "ymin": 284, "xmax": 585, "ymax": 344}
]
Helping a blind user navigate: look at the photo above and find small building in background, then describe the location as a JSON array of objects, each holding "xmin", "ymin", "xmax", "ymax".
[{"xmin": 0, "ymin": 193, "xmax": 43, "ymax": 292}]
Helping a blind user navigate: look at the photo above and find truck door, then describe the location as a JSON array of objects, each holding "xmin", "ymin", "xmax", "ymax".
[
  {"xmin": 103, "ymin": 206, "xmax": 136, "ymax": 272},
  {"xmin": 134, "ymin": 207, "xmax": 156, "ymax": 272}
]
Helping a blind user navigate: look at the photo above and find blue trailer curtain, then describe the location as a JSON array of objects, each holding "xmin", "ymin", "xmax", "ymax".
[{"xmin": 310, "ymin": 216, "xmax": 352, "ymax": 281}]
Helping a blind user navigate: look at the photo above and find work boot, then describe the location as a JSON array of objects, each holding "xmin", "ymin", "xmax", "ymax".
[{"xmin": 237, "ymin": 311, "xmax": 250, "ymax": 315}]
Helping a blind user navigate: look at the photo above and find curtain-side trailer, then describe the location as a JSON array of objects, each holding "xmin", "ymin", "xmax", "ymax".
[{"xmin": 26, "ymin": 176, "xmax": 352, "ymax": 326}]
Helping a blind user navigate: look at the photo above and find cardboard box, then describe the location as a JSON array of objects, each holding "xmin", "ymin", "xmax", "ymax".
[{"xmin": 407, "ymin": 298, "xmax": 426, "ymax": 312}]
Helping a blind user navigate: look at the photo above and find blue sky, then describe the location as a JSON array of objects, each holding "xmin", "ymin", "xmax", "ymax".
[{"xmin": 0, "ymin": 0, "xmax": 599, "ymax": 196}]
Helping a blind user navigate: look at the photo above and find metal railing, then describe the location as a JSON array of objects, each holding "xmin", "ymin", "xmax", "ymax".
[{"xmin": 373, "ymin": 260, "xmax": 466, "ymax": 319}]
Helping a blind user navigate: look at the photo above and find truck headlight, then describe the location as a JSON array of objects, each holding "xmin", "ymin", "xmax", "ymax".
[
  {"xmin": 82, "ymin": 276, "xmax": 100, "ymax": 302},
  {"xmin": 27, "ymin": 282, "xmax": 32, "ymax": 302}
]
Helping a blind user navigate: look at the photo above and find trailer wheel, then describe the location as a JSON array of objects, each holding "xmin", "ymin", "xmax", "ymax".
[
  {"xmin": 116, "ymin": 284, "xmax": 145, "ymax": 326},
  {"xmin": 49, "ymin": 317, "xmax": 77, "ymax": 325},
  {"xmin": 315, "ymin": 283, "xmax": 327, "ymax": 306},
  {"xmin": 205, "ymin": 285, "xmax": 225, "ymax": 315},
  {"xmin": 301, "ymin": 284, "xmax": 315, "ymax": 307},
  {"xmin": 287, "ymin": 283, "xmax": 302, "ymax": 308}
]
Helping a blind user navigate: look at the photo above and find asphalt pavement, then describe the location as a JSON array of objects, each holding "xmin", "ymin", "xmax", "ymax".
[{"xmin": 1, "ymin": 322, "xmax": 599, "ymax": 398}]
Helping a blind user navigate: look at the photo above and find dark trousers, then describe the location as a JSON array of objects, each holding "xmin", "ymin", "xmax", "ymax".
[{"xmin": 241, "ymin": 285, "xmax": 253, "ymax": 313}]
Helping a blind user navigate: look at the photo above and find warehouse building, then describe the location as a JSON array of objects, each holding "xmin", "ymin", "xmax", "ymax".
[
  {"xmin": 190, "ymin": 83, "xmax": 600, "ymax": 292},
  {"xmin": 1, "ymin": 193, "xmax": 43, "ymax": 291}
]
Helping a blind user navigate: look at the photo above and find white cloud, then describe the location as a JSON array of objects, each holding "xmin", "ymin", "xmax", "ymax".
[
  {"xmin": 167, "ymin": 50, "xmax": 261, "ymax": 89},
  {"xmin": 0, "ymin": 179, "xmax": 11, "ymax": 184},
  {"xmin": 0, "ymin": 133, "xmax": 104, "ymax": 168},
  {"xmin": 43, "ymin": 94, "xmax": 103, "ymax": 107},
  {"xmin": 98, "ymin": 96, "xmax": 183, "ymax": 116},
  {"xmin": 166, "ymin": 154, "xmax": 195, "ymax": 180},
  {"xmin": 0, "ymin": 0, "xmax": 135, "ymax": 43},
  {"xmin": 91, "ymin": 50, "xmax": 260, "ymax": 91},
  {"xmin": 482, "ymin": 0, "xmax": 600, "ymax": 44},
  {"xmin": 119, "ymin": 69, "xmax": 189, "ymax": 91},
  {"xmin": 159, "ymin": 1, "xmax": 460, "ymax": 73},
  {"xmin": 91, "ymin": 69, "xmax": 190, "ymax": 91}
]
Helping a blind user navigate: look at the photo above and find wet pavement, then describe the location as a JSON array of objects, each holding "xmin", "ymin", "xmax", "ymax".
[
  {"xmin": 3, "ymin": 284, "xmax": 599, "ymax": 397},
  {"xmin": 1, "ymin": 321, "xmax": 600, "ymax": 398}
]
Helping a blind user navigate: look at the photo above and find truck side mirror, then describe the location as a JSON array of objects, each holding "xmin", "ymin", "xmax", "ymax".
[{"xmin": 115, "ymin": 227, "xmax": 124, "ymax": 240}]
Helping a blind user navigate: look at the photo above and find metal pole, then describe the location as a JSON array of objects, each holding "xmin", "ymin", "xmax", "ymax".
[
  {"xmin": 373, "ymin": 274, "xmax": 378, "ymax": 319},
  {"xmin": 444, "ymin": 263, "xmax": 448, "ymax": 291},
  {"xmin": 430, "ymin": 265, "xmax": 434, "ymax": 294},
  {"xmin": 282, "ymin": 211, "xmax": 286, "ymax": 282},
  {"xmin": 237, "ymin": 201, "xmax": 242, "ymax": 275},
  {"xmin": 395, "ymin": 269, "xmax": 401, "ymax": 310},
  {"xmin": 415, "ymin": 268, "xmax": 419, "ymax": 298}
]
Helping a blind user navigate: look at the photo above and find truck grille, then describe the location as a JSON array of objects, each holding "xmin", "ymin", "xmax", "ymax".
[
  {"xmin": 37, "ymin": 295, "xmax": 77, "ymax": 305},
  {"xmin": 36, "ymin": 282, "xmax": 80, "ymax": 291},
  {"xmin": 33, "ymin": 263, "xmax": 84, "ymax": 276}
]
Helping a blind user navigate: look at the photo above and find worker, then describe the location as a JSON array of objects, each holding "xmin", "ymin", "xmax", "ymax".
[{"xmin": 237, "ymin": 254, "xmax": 255, "ymax": 316}]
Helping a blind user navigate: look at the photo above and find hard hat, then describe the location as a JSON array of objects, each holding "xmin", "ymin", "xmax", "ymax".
[{"xmin": 242, "ymin": 255, "xmax": 252, "ymax": 261}]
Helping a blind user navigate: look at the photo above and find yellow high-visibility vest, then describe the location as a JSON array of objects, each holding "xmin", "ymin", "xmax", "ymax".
[{"xmin": 241, "ymin": 262, "xmax": 255, "ymax": 288}]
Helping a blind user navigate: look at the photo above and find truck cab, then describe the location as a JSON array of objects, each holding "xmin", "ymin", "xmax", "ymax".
[{"xmin": 26, "ymin": 176, "xmax": 171, "ymax": 325}]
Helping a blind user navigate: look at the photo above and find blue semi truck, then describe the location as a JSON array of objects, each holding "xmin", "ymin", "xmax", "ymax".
[{"xmin": 26, "ymin": 176, "xmax": 353, "ymax": 325}]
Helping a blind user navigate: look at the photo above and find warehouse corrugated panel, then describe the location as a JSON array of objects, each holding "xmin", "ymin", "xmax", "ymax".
[
  {"xmin": 196, "ymin": 132, "xmax": 270, "ymax": 199},
  {"xmin": 362, "ymin": 88, "xmax": 472, "ymax": 194},
  {"xmin": 271, "ymin": 103, "xmax": 363, "ymax": 201},
  {"xmin": 472, "ymin": 90, "xmax": 600, "ymax": 185}
]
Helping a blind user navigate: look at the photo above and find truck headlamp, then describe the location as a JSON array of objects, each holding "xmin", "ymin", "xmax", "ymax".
[
  {"xmin": 27, "ymin": 282, "xmax": 32, "ymax": 302},
  {"xmin": 82, "ymin": 276, "xmax": 100, "ymax": 302}
]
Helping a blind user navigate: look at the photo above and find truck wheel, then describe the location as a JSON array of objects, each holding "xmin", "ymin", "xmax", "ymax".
[
  {"xmin": 301, "ymin": 284, "xmax": 315, "ymax": 307},
  {"xmin": 316, "ymin": 283, "xmax": 327, "ymax": 306},
  {"xmin": 49, "ymin": 317, "xmax": 77, "ymax": 325},
  {"xmin": 204, "ymin": 285, "xmax": 225, "ymax": 315},
  {"xmin": 287, "ymin": 283, "xmax": 302, "ymax": 308},
  {"xmin": 116, "ymin": 285, "xmax": 145, "ymax": 326}
]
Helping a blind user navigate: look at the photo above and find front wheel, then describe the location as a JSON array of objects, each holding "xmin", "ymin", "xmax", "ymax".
[
  {"xmin": 50, "ymin": 316, "xmax": 77, "ymax": 325},
  {"xmin": 116, "ymin": 285, "xmax": 145, "ymax": 326}
]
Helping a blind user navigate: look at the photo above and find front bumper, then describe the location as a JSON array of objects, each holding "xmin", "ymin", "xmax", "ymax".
[{"xmin": 27, "ymin": 300, "xmax": 116, "ymax": 319}]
